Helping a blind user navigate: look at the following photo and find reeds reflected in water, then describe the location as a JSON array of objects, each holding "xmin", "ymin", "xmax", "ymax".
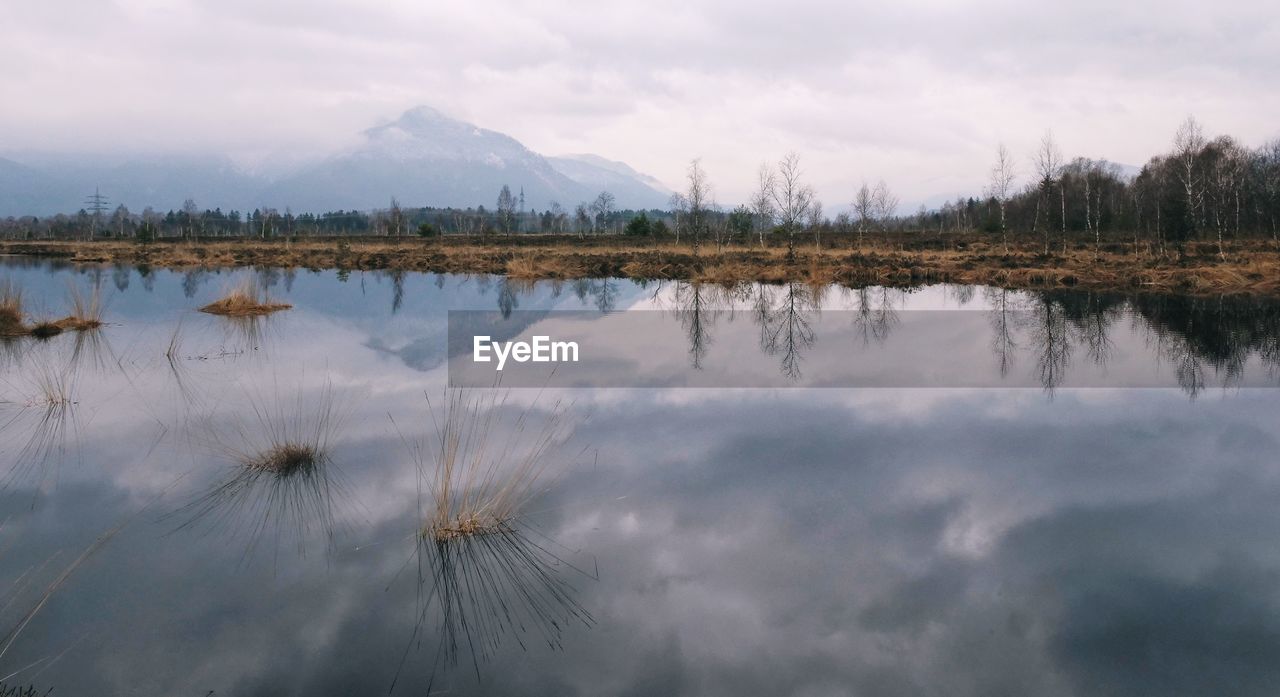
[
  {"xmin": 168, "ymin": 379, "xmax": 350, "ymax": 563},
  {"xmin": 392, "ymin": 390, "xmax": 595, "ymax": 691}
]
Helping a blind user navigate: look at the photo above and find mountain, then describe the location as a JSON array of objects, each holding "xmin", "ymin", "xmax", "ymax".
[
  {"xmin": 262, "ymin": 106, "xmax": 598, "ymax": 212},
  {"xmin": 0, "ymin": 157, "xmax": 78, "ymax": 216},
  {"xmin": 0, "ymin": 106, "xmax": 671, "ymax": 216},
  {"xmin": 546, "ymin": 154, "xmax": 672, "ymax": 210}
]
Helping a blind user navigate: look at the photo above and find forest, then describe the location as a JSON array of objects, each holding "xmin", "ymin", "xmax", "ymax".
[{"xmin": 2, "ymin": 117, "xmax": 1277, "ymax": 256}]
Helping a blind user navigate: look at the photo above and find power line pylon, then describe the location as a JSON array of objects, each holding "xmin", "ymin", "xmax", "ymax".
[{"xmin": 84, "ymin": 186, "xmax": 110, "ymax": 239}]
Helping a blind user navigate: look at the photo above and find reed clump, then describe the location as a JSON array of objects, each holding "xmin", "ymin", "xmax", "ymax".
[
  {"xmin": 419, "ymin": 390, "xmax": 575, "ymax": 543},
  {"xmin": 398, "ymin": 389, "xmax": 593, "ymax": 684},
  {"xmin": 0, "ymin": 281, "xmax": 104, "ymax": 339},
  {"xmin": 0, "ymin": 280, "xmax": 26, "ymax": 337},
  {"xmin": 199, "ymin": 279, "xmax": 292, "ymax": 317},
  {"xmin": 169, "ymin": 380, "xmax": 347, "ymax": 558},
  {"xmin": 251, "ymin": 442, "xmax": 320, "ymax": 475}
]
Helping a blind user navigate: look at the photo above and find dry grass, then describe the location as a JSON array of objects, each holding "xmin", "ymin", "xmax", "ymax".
[
  {"xmin": 418, "ymin": 389, "xmax": 575, "ymax": 543},
  {"xmin": 0, "ymin": 281, "xmax": 104, "ymax": 339},
  {"xmin": 395, "ymin": 388, "xmax": 593, "ymax": 684},
  {"xmin": 199, "ymin": 279, "xmax": 292, "ymax": 317},
  {"xmin": 251, "ymin": 442, "xmax": 320, "ymax": 475},
  {"xmin": 169, "ymin": 379, "xmax": 347, "ymax": 558},
  {"xmin": 0, "ymin": 280, "xmax": 25, "ymax": 337},
  {"xmin": 9, "ymin": 236, "xmax": 1280, "ymax": 297}
]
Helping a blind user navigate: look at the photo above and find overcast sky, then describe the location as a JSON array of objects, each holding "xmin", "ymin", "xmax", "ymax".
[{"xmin": 2, "ymin": 0, "xmax": 1277, "ymax": 208}]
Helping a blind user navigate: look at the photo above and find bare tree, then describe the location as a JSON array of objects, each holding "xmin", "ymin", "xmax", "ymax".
[
  {"xmin": 590, "ymin": 191, "xmax": 616, "ymax": 233},
  {"xmin": 872, "ymin": 180, "xmax": 898, "ymax": 232},
  {"xmin": 807, "ymin": 200, "xmax": 824, "ymax": 251},
  {"xmin": 548, "ymin": 201, "xmax": 567, "ymax": 233},
  {"xmin": 1173, "ymin": 116, "xmax": 1206, "ymax": 242},
  {"xmin": 750, "ymin": 164, "xmax": 776, "ymax": 247},
  {"xmin": 496, "ymin": 186, "xmax": 516, "ymax": 233},
  {"xmin": 769, "ymin": 152, "xmax": 815, "ymax": 262},
  {"xmin": 852, "ymin": 183, "xmax": 875, "ymax": 248},
  {"xmin": 986, "ymin": 143, "xmax": 1017, "ymax": 251},
  {"xmin": 181, "ymin": 198, "xmax": 200, "ymax": 240},
  {"xmin": 1032, "ymin": 131, "xmax": 1064, "ymax": 254},
  {"xmin": 574, "ymin": 203, "xmax": 591, "ymax": 237},
  {"xmin": 388, "ymin": 197, "xmax": 405, "ymax": 237},
  {"xmin": 668, "ymin": 192, "xmax": 688, "ymax": 245},
  {"xmin": 685, "ymin": 159, "xmax": 711, "ymax": 254}
]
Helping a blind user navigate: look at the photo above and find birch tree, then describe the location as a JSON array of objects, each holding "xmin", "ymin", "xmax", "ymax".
[
  {"xmin": 769, "ymin": 152, "xmax": 815, "ymax": 262},
  {"xmin": 1032, "ymin": 131, "xmax": 1063, "ymax": 254},
  {"xmin": 685, "ymin": 159, "xmax": 711, "ymax": 254},
  {"xmin": 750, "ymin": 164, "xmax": 776, "ymax": 247},
  {"xmin": 852, "ymin": 183, "xmax": 875, "ymax": 248},
  {"xmin": 986, "ymin": 143, "xmax": 1016, "ymax": 251},
  {"xmin": 1173, "ymin": 116, "xmax": 1206, "ymax": 243},
  {"xmin": 872, "ymin": 181, "xmax": 899, "ymax": 232}
]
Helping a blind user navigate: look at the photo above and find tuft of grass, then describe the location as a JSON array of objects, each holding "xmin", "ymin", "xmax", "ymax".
[
  {"xmin": 0, "ymin": 280, "xmax": 23, "ymax": 336},
  {"xmin": 65, "ymin": 282, "xmax": 103, "ymax": 330},
  {"xmin": 199, "ymin": 279, "xmax": 292, "ymax": 317},
  {"xmin": 1, "ymin": 281, "xmax": 104, "ymax": 339},
  {"xmin": 25, "ymin": 322, "xmax": 62, "ymax": 340},
  {"xmin": 394, "ymin": 389, "xmax": 594, "ymax": 685},
  {"xmin": 419, "ymin": 389, "xmax": 575, "ymax": 543},
  {"xmin": 169, "ymin": 379, "xmax": 347, "ymax": 559},
  {"xmin": 251, "ymin": 442, "xmax": 320, "ymax": 475}
]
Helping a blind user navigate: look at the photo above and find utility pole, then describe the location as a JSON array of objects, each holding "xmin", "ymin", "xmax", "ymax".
[{"xmin": 84, "ymin": 186, "xmax": 109, "ymax": 240}]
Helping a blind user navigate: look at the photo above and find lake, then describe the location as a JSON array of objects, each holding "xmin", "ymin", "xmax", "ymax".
[{"xmin": 3, "ymin": 258, "xmax": 1280, "ymax": 696}]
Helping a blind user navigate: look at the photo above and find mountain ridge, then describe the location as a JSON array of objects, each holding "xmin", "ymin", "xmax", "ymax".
[{"xmin": 0, "ymin": 107, "xmax": 671, "ymax": 216}]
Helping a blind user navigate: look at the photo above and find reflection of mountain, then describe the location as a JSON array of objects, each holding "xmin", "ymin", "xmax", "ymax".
[{"xmin": 445, "ymin": 309, "xmax": 553, "ymax": 362}]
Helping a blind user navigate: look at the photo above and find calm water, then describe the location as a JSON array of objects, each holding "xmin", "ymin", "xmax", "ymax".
[{"xmin": 4, "ymin": 259, "xmax": 1280, "ymax": 696}]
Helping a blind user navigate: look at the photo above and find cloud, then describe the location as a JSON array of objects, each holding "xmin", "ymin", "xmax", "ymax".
[{"xmin": 1, "ymin": 0, "xmax": 1278, "ymax": 206}]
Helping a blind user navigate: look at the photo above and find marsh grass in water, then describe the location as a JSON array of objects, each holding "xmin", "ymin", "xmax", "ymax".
[
  {"xmin": 0, "ymin": 513, "xmax": 132, "ymax": 687},
  {"xmin": 0, "ymin": 282, "xmax": 23, "ymax": 338},
  {"xmin": 0, "ymin": 281, "xmax": 103, "ymax": 340},
  {"xmin": 199, "ymin": 279, "xmax": 292, "ymax": 317},
  {"xmin": 0, "ymin": 356, "xmax": 79, "ymax": 496},
  {"xmin": 168, "ymin": 379, "xmax": 350, "ymax": 562},
  {"xmin": 392, "ymin": 390, "xmax": 595, "ymax": 689}
]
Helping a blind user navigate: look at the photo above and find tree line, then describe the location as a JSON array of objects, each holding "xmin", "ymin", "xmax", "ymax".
[{"xmin": 2, "ymin": 116, "xmax": 1276, "ymax": 253}]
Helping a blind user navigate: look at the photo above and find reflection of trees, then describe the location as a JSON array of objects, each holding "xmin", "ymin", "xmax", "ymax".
[
  {"xmin": 390, "ymin": 270, "xmax": 406, "ymax": 314},
  {"xmin": 1129, "ymin": 294, "xmax": 1267, "ymax": 395},
  {"xmin": 572, "ymin": 279, "xmax": 619, "ymax": 313},
  {"xmin": 848, "ymin": 286, "xmax": 899, "ymax": 346},
  {"xmin": 1054, "ymin": 291, "xmax": 1122, "ymax": 368},
  {"xmin": 1019, "ymin": 291, "xmax": 1280, "ymax": 395},
  {"xmin": 111, "ymin": 263, "xmax": 130, "ymax": 292},
  {"xmin": 762, "ymin": 283, "xmax": 817, "ymax": 381},
  {"xmin": 948, "ymin": 284, "xmax": 977, "ymax": 306},
  {"xmin": 984, "ymin": 288, "xmax": 1018, "ymax": 378},
  {"xmin": 671, "ymin": 282, "xmax": 726, "ymax": 369},
  {"xmin": 496, "ymin": 277, "xmax": 518, "ymax": 319},
  {"xmin": 1021, "ymin": 296, "xmax": 1073, "ymax": 392},
  {"xmin": 182, "ymin": 269, "xmax": 206, "ymax": 299}
]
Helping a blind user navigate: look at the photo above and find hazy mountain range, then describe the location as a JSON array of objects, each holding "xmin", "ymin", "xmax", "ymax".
[{"xmin": 0, "ymin": 106, "xmax": 672, "ymax": 217}]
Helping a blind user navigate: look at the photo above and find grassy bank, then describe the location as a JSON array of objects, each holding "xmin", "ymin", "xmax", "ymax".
[{"xmin": 4, "ymin": 235, "xmax": 1280, "ymax": 296}]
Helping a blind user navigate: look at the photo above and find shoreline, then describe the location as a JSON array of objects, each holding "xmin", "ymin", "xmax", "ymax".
[{"xmin": 3, "ymin": 236, "xmax": 1280, "ymax": 297}]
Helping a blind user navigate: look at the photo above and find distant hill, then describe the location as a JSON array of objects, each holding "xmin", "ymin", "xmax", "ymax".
[
  {"xmin": 0, "ymin": 106, "xmax": 671, "ymax": 216},
  {"xmin": 546, "ymin": 154, "xmax": 672, "ymax": 210}
]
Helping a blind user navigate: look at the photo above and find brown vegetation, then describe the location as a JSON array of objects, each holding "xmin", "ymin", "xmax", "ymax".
[
  {"xmin": 0, "ymin": 281, "xmax": 103, "ymax": 338},
  {"xmin": 419, "ymin": 389, "xmax": 573, "ymax": 543},
  {"xmin": 199, "ymin": 279, "xmax": 292, "ymax": 316},
  {"xmin": 6, "ymin": 235, "xmax": 1280, "ymax": 297}
]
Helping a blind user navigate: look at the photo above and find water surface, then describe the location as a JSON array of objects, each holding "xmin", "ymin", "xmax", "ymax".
[{"xmin": 2, "ymin": 260, "xmax": 1280, "ymax": 696}]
